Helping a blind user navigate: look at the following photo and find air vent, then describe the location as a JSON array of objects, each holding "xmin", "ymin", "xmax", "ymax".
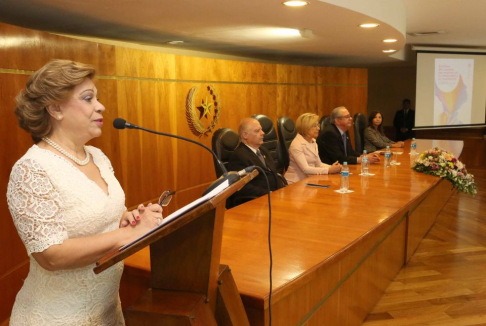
[{"xmin": 408, "ymin": 30, "xmax": 446, "ymax": 37}]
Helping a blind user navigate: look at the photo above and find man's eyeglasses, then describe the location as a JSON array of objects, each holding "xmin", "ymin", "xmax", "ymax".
[
  {"xmin": 338, "ymin": 115, "xmax": 352, "ymax": 119},
  {"xmin": 158, "ymin": 190, "xmax": 176, "ymax": 206}
]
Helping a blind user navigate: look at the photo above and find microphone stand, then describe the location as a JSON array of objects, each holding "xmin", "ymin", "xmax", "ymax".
[{"xmin": 114, "ymin": 119, "xmax": 242, "ymax": 195}]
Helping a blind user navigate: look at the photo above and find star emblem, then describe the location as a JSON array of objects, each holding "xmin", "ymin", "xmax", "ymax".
[{"xmin": 197, "ymin": 96, "xmax": 213, "ymax": 119}]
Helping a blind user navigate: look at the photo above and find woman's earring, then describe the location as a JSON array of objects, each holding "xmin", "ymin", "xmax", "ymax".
[{"xmin": 57, "ymin": 115, "xmax": 62, "ymax": 120}]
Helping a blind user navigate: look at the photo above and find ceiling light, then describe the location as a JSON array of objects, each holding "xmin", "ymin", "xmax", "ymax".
[
  {"xmin": 383, "ymin": 49, "xmax": 396, "ymax": 53},
  {"xmin": 383, "ymin": 39, "xmax": 398, "ymax": 43},
  {"xmin": 167, "ymin": 41, "xmax": 184, "ymax": 45},
  {"xmin": 283, "ymin": 1, "xmax": 309, "ymax": 7},
  {"xmin": 273, "ymin": 28, "xmax": 301, "ymax": 36},
  {"xmin": 360, "ymin": 23, "xmax": 379, "ymax": 28}
]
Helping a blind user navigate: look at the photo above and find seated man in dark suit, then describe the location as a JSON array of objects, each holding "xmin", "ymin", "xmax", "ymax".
[
  {"xmin": 317, "ymin": 106, "xmax": 380, "ymax": 164},
  {"xmin": 227, "ymin": 118, "xmax": 285, "ymax": 207}
]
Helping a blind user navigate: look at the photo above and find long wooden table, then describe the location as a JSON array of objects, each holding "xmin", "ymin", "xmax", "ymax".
[{"xmin": 122, "ymin": 139, "xmax": 463, "ymax": 326}]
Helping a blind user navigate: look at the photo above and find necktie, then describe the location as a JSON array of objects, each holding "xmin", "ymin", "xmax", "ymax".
[
  {"xmin": 256, "ymin": 149, "xmax": 266, "ymax": 166},
  {"xmin": 342, "ymin": 133, "xmax": 347, "ymax": 156}
]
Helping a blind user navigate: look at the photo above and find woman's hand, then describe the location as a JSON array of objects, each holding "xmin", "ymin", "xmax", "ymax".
[
  {"xmin": 134, "ymin": 203, "xmax": 163, "ymax": 233},
  {"xmin": 119, "ymin": 203, "xmax": 145, "ymax": 228},
  {"xmin": 328, "ymin": 161, "xmax": 342, "ymax": 174},
  {"xmin": 119, "ymin": 202, "xmax": 163, "ymax": 228}
]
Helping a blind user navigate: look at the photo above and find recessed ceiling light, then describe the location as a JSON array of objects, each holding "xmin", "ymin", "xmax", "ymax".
[
  {"xmin": 383, "ymin": 49, "xmax": 397, "ymax": 53},
  {"xmin": 274, "ymin": 28, "xmax": 301, "ymax": 36},
  {"xmin": 283, "ymin": 1, "xmax": 309, "ymax": 7},
  {"xmin": 167, "ymin": 41, "xmax": 184, "ymax": 45},
  {"xmin": 383, "ymin": 39, "xmax": 398, "ymax": 43},
  {"xmin": 360, "ymin": 23, "xmax": 380, "ymax": 28}
]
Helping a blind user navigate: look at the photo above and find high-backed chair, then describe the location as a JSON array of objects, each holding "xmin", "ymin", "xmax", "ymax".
[
  {"xmin": 211, "ymin": 128, "xmax": 239, "ymax": 178},
  {"xmin": 319, "ymin": 115, "xmax": 332, "ymax": 136},
  {"xmin": 317, "ymin": 115, "xmax": 332, "ymax": 158},
  {"xmin": 252, "ymin": 114, "xmax": 283, "ymax": 174},
  {"xmin": 353, "ymin": 113, "xmax": 367, "ymax": 154},
  {"xmin": 276, "ymin": 116, "xmax": 297, "ymax": 172}
]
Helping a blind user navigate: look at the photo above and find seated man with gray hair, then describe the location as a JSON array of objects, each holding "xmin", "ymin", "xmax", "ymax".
[
  {"xmin": 317, "ymin": 106, "xmax": 380, "ymax": 164},
  {"xmin": 227, "ymin": 118, "xmax": 285, "ymax": 208}
]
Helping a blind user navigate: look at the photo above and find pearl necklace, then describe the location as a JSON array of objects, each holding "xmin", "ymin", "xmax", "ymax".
[{"xmin": 42, "ymin": 137, "xmax": 90, "ymax": 166}]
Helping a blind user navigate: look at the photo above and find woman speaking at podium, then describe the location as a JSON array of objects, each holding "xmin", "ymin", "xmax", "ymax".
[{"xmin": 7, "ymin": 60, "xmax": 162, "ymax": 325}]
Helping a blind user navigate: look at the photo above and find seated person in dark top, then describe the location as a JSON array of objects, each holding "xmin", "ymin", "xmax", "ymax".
[
  {"xmin": 227, "ymin": 118, "xmax": 285, "ymax": 207},
  {"xmin": 317, "ymin": 106, "xmax": 380, "ymax": 164},
  {"xmin": 364, "ymin": 111, "xmax": 404, "ymax": 153},
  {"xmin": 393, "ymin": 98, "xmax": 415, "ymax": 141}
]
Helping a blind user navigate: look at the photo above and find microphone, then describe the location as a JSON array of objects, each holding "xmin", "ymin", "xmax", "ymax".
[{"xmin": 113, "ymin": 118, "xmax": 255, "ymax": 195}]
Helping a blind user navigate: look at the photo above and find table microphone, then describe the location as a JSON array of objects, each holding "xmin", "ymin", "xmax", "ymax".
[{"xmin": 113, "ymin": 118, "xmax": 255, "ymax": 195}]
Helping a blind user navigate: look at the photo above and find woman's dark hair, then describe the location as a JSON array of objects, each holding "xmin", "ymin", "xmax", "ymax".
[{"xmin": 368, "ymin": 111, "xmax": 384, "ymax": 135}]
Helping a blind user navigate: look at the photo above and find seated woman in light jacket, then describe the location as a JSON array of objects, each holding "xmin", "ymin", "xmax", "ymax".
[
  {"xmin": 364, "ymin": 111, "xmax": 404, "ymax": 153},
  {"xmin": 285, "ymin": 113, "xmax": 341, "ymax": 184}
]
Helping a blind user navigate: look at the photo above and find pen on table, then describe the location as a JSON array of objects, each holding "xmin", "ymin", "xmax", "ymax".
[{"xmin": 306, "ymin": 183, "xmax": 330, "ymax": 188}]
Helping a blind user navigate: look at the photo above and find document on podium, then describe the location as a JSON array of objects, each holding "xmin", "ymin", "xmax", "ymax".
[{"xmin": 120, "ymin": 180, "xmax": 230, "ymax": 251}]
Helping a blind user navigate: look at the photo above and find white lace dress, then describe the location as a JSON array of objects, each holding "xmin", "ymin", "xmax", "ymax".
[{"xmin": 7, "ymin": 145, "xmax": 126, "ymax": 326}]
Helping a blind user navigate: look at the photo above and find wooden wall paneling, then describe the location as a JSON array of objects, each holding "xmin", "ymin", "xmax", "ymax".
[
  {"xmin": 317, "ymin": 86, "xmax": 367, "ymax": 114},
  {"xmin": 173, "ymin": 82, "xmax": 217, "ymax": 189},
  {"xmin": 175, "ymin": 56, "xmax": 278, "ymax": 83},
  {"xmin": 241, "ymin": 61, "xmax": 278, "ymax": 84},
  {"xmin": 276, "ymin": 85, "xmax": 319, "ymax": 121},
  {"xmin": 178, "ymin": 56, "xmax": 233, "ymax": 83},
  {"xmin": 115, "ymin": 47, "xmax": 176, "ymax": 80},
  {"xmin": 0, "ymin": 24, "xmax": 115, "ymax": 75},
  {"xmin": 207, "ymin": 83, "xmax": 279, "ymax": 131},
  {"xmin": 0, "ymin": 262, "xmax": 29, "ymax": 322},
  {"xmin": 0, "ymin": 73, "xmax": 32, "ymax": 322},
  {"xmin": 115, "ymin": 79, "xmax": 177, "ymax": 206},
  {"xmin": 246, "ymin": 84, "xmax": 278, "ymax": 119},
  {"xmin": 276, "ymin": 64, "xmax": 317, "ymax": 84},
  {"xmin": 318, "ymin": 67, "xmax": 368, "ymax": 86},
  {"xmin": 89, "ymin": 79, "xmax": 122, "ymax": 175}
]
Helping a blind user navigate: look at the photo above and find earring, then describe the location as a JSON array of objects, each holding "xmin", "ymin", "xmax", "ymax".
[{"xmin": 57, "ymin": 115, "xmax": 62, "ymax": 120}]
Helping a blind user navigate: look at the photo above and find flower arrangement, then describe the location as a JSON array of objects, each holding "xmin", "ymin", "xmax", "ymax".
[{"xmin": 412, "ymin": 147, "xmax": 477, "ymax": 196}]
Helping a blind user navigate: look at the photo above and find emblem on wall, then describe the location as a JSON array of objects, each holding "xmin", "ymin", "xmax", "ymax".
[{"xmin": 185, "ymin": 85, "xmax": 221, "ymax": 137}]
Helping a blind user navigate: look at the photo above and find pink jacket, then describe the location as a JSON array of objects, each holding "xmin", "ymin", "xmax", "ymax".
[{"xmin": 285, "ymin": 133, "xmax": 330, "ymax": 184}]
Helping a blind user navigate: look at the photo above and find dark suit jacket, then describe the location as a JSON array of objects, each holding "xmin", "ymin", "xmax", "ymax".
[
  {"xmin": 227, "ymin": 143, "xmax": 284, "ymax": 207},
  {"xmin": 317, "ymin": 124, "xmax": 360, "ymax": 164},
  {"xmin": 393, "ymin": 109, "xmax": 415, "ymax": 141}
]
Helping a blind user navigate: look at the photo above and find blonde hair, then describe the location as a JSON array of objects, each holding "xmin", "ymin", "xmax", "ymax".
[
  {"xmin": 14, "ymin": 59, "xmax": 96, "ymax": 143},
  {"xmin": 296, "ymin": 113, "xmax": 319, "ymax": 136}
]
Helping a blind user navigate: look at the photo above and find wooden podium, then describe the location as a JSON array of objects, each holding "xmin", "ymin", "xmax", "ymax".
[{"xmin": 94, "ymin": 172, "xmax": 258, "ymax": 326}]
